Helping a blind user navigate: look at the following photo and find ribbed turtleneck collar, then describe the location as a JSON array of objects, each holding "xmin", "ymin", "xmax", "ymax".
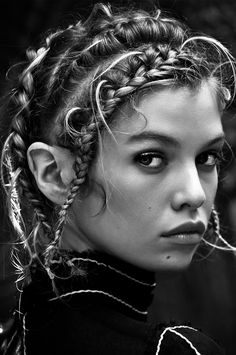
[{"xmin": 26, "ymin": 250, "xmax": 156, "ymax": 321}]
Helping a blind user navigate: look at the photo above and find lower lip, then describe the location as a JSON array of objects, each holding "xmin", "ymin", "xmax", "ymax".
[{"xmin": 161, "ymin": 233, "xmax": 202, "ymax": 245}]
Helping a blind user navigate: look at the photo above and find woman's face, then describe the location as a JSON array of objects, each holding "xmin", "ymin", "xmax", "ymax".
[{"xmin": 71, "ymin": 81, "xmax": 224, "ymax": 271}]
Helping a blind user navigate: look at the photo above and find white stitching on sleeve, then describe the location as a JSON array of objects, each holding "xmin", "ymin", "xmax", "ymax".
[{"xmin": 155, "ymin": 325, "xmax": 202, "ymax": 355}]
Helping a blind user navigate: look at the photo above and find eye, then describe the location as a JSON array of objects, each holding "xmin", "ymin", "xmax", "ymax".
[
  {"xmin": 196, "ymin": 151, "xmax": 222, "ymax": 167},
  {"xmin": 135, "ymin": 152, "xmax": 165, "ymax": 169}
]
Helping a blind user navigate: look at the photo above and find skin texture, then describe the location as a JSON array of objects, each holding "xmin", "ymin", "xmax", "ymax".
[{"xmin": 62, "ymin": 81, "xmax": 225, "ymax": 272}]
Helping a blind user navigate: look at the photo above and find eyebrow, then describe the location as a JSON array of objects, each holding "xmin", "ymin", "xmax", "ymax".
[{"xmin": 127, "ymin": 131, "xmax": 226, "ymax": 148}]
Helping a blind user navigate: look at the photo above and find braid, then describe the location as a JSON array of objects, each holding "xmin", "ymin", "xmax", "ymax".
[
  {"xmin": 96, "ymin": 45, "xmax": 207, "ymax": 118},
  {"xmin": 44, "ymin": 122, "xmax": 97, "ymax": 276},
  {"xmin": 202, "ymin": 207, "xmax": 236, "ymax": 252},
  {"xmin": 1, "ymin": 43, "xmax": 52, "ymax": 272}
]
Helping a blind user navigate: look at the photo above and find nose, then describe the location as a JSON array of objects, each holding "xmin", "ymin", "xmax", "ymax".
[{"xmin": 171, "ymin": 163, "xmax": 206, "ymax": 211}]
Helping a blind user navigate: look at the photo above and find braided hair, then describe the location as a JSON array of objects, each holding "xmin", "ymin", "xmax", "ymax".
[{"xmin": 1, "ymin": 3, "xmax": 235, "ymax": 281}]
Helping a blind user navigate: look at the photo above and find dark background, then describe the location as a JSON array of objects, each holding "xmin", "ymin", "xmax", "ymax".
[{"xmin": 0, "ymin": 0, "xmax": 236, "ymax": 354}]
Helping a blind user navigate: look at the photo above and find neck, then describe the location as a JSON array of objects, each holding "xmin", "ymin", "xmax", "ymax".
[
  {"xmin": 60, "ymin": 219, "xmax": 94, "ymax": 252},
  {"xmin": 49, "ymin": 249, "xmax": 157, "ymax": 321}
]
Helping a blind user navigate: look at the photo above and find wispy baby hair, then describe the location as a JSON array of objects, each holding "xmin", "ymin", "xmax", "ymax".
[{"xmin": 1, "ymin": 3, "xmax": 235, "ymax": 281}]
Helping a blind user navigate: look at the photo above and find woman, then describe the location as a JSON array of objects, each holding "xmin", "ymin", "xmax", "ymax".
[{"xmin": 1, "ymin": 3, "xmax": 235, "ymax": 354}]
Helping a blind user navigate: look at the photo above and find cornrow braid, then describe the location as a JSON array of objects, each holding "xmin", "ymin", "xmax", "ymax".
[
  {"xmin": 96, "ymin": 45, "xmax": 209, "ymax": 118},
  {"xmin": 84, "ymin": 3, "xmax": 186, "ymax": 48}
]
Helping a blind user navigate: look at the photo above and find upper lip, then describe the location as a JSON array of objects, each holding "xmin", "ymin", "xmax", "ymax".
[{"xmin": 162, "ymin": 221, "xmax": 206, "ymax": 237}]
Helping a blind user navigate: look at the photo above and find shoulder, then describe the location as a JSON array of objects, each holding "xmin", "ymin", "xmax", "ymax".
[
  {"xmin": 23, "ymin": 297, "xmax": 152, "ymax": 355},
  {"xmin": 154, "ymin": 325, "xmax": 225, "ymax": 355}
]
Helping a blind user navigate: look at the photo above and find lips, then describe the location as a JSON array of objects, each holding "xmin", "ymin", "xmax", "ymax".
[{"xmin": 162, "ymin": 221, "xmax": 206, "ymax": 238}]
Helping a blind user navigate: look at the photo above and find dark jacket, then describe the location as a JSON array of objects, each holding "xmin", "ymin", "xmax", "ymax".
[{"xmin": 2, "ymin": 250, "xmax": 225, "ymax": 355}]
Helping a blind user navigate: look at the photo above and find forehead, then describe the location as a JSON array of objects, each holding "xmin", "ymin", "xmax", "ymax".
[{"xmin": 109, "ymin": 81, "xmax": 223, "ymax": 146}]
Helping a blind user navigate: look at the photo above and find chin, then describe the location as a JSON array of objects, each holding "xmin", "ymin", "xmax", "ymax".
[
  {"xmin": 121, "ymin": 250, "xmax": 195, "ymax": 273},
  {"xmin": 158, "ymin": 253, "xmax": 194, "ymax": 273},
  {"xmin": 142, "ymin": 252, "xmax": 195, "ymax": 273}
]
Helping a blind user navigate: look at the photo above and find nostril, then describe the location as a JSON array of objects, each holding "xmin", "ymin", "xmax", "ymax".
[{"xmin": 171, "ymin": 178, "xmax": 206, "ymax": 211}]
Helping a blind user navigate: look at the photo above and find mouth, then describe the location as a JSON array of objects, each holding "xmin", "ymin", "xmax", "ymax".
[{"xmin": 161, "ymin": 221, "xmax": 206, "ymax": 245}]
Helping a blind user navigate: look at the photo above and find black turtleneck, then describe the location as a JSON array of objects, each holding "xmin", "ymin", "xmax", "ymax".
[
  {"xmin": 49, "ymin": 250, "xmax": 156, "ymax": 320},
  {"xmin": 20, "ymin": 250, "xmax": 157, "ymax": 355},
  {"xmin": 22, "ymin": 250, "xmax": 156, "ymax": 320},
  {"xmin": 19, "ymin": 250, "xmax": 224, "ymax": 355}
]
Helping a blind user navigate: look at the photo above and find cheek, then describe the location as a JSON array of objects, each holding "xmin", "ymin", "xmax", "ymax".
[
  {"xmin": 209, "ymin": 170, "xmax": 218, "ymax": 198},
  {"xmin": 88, "ymin": 171, "xmax": 162, "ymax": 227},
  {"xmin": 103, "ymin": 169, "xmax": 166, "ymax": 215},
  {"xmin": 106, "ymin": 184, "xmax": 154, "ymax": 219}
]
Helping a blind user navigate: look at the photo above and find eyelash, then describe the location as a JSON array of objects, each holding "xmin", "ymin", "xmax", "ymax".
[
  {"xmin": 135, "ymin": 150, "xmax": 224, "ymax": 170},
  {"xmin": 135, "ymin": 151, "xmax": 165, "ymax": 170},
  {"xmin": 196, "ymin": 150, "xmax": 224, "ymax": 168}
]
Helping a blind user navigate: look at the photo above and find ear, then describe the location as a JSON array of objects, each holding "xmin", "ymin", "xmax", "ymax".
[{"xmin": 27, "ymin": 142, "xmax": 76, "ymax": 205}]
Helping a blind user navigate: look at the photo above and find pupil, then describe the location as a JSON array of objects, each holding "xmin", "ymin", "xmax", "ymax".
[
  {"xmin": 199, "ymin": 154, "xmax": 207, "ymax": 164},
  {"xmin": 141, "ymin": 155, "xmax": 152, "ymax": 165}
]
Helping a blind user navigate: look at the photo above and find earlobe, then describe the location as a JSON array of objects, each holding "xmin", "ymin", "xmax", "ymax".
[{"xmin": 27, "ymin": 142, "xmax": 76, "ymax": 204}]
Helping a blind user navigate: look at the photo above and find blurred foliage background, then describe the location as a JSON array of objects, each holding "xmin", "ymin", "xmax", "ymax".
[{"xmin": 0, "ymin": 0, "xmax": 236, "ymax": 354}]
